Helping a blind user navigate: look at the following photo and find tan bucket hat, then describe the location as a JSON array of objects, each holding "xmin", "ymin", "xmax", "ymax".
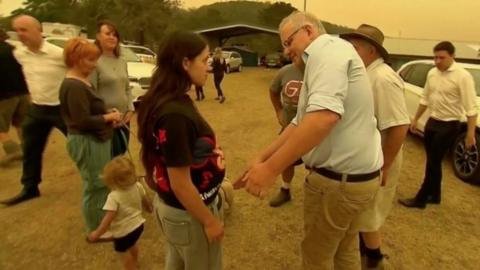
[{"xmin": 340, "ymin": 24, "xmax": 389, "ymax": 60}]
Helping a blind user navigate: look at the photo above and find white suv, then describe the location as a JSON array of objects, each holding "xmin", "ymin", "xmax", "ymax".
[
  {"xmin": 44, "ymin": 37, "xmax": 155, "ymax": 107},
  {"xmin": 398, "ymin": 60, "xmax": 480, "ymax": 184},
  {"xmin": 123, "ymin": 44, "xmax": 156, "ymax": 64}
]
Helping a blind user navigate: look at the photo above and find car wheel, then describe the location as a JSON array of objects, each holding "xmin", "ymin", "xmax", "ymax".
[
  {"xmin": 226, "ymin": 65, "xmax": 231, "ymax": 74},
  {"xmin": 238, "ymin": 65, "xmax": 242, "ymax": 72},
  {"xmin": 452, "ymin": 132, "xmax": 480, "ymax": 185}
]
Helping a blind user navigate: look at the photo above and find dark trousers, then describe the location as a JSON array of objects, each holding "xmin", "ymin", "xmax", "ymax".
[
  {"xmin": 112, "ymin": 125, "xmax": 129, "ymax": 157},
  {"xmin": 195, "ymin": 86, "xmax": 205, "ymax": 100},
  {"xmin": 416, "ymin": 118, "xmax": 460, "ymax": 202},
  {"xmin": 21, "ymin": 104, "xmax": 67, "ymax": 190},
  {"xmin": 214, "ymin": 74, "xmax": 224, "ymax": 97}
]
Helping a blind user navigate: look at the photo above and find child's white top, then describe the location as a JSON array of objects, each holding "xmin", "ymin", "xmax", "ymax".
[{"xmin": 103, "ymin": 182, "xmax": 146, "ymax": 238}]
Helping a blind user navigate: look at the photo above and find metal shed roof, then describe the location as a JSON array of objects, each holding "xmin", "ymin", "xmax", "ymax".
[{"xmin": 195, "ymin": 24, "xmax": 278, "ymax": 38}]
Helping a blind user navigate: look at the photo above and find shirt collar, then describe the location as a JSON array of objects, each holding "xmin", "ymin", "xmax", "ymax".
[
  {"xmin": 302, "ymin": 34, "xmax": 330, "ymax": 63},
  {"xmin": 25, "ymin": 40, "xmax": 51, "ymax": 55},
  {"xmin": 366, "ymin": 58, "xmax": 384, "ymax": 72}
]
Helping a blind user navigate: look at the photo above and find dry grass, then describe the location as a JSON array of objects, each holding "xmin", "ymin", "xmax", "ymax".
[{"xmin": 1, "ymin": 67, "xmax": 479, "ymax": 270}]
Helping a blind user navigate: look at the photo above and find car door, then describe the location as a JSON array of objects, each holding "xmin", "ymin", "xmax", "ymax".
[
  {"xmin": 399, "ymin": 62, "xmax": 434, "ymax": 133},
  {"xmin": 231, "ymin": 52, "xmax": 241, "ymax": 69}
]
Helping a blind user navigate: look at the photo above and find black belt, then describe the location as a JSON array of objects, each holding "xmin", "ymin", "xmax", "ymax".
[{"xmin": 306, "ymin": 166, "xmax": 380, "ymax": 182}]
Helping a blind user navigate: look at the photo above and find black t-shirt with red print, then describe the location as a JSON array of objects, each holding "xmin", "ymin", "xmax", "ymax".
[{"xmin": 152, "ymin": 95, "xmax": 225, "ymax": 209}]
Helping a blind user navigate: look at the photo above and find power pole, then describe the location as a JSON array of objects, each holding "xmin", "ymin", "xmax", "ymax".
[{"xmin": 304, "ymin": 0, "xmax": 307, "ymax": 12}]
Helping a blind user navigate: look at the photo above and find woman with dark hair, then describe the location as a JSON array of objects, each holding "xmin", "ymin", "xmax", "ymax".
[
  {"xmin": 91, "ymin": 20, "xmax": 133, "ymax": 157},
  {"xmin": 60, "ymin": 37, "xmax": 121, "ymax": 237},
  {"xmin": 212, "ymin": 47, "xmax": 226, "ymax": 103},
  {"xmin": 137, "ymin": 30, "xmax": 225, "ymax": 270}
]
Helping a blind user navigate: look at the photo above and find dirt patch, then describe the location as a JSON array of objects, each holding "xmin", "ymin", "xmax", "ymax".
[{"xmin": 1, "ymin": 67, "xmax": 479, "ymax": 269}]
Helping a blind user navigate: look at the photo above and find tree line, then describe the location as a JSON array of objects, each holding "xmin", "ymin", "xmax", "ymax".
[{"xmin": 0, "ymin": 0, "xmax": 351, "ymax": 54}]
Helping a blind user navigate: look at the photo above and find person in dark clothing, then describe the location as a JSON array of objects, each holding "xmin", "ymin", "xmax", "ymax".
[
  {"xmin": 137, "ymin": 30, "xmax": 225, "ymax": 270},
  {"xmin": 0, "ymin": 28, "xmax": 29, "ymax": 166},
  {"xmin": 195, "ymin": 85, "xmax": 205, "ymax": 101},
  {"xmin": 212, "ymin": 47, "xmax": 226, "ymax": 103},
  {"xmin": 60, "ymin": 37, "xmax": 121, "ymax": 236}
]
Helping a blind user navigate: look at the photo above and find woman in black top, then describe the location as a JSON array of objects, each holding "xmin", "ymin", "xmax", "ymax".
[
  {"xmin": 137, "ymin": 31, "xmax": 225, "ymax": 270},
  {"xmin": 212, "ymin": 47, "xmax": 226, "ymax": 103},
  {"xmin": 59, "ymin": 38, "xmax": 121, "ymax": 236}
]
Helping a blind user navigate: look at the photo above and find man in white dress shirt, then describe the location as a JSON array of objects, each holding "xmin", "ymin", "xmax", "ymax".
[
  {"xmin": 1, "ymin": 15, "xmax": 67, "ymax": 206},
  {"xmin": 399, "ymin": 41, "xmax": 477, "ymax": 209}
]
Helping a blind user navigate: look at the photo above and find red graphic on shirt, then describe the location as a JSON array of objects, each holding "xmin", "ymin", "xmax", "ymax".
[
  {"xmin": 201, "ymin": 171, "xmax": 213, "ymax": 189},
  {"xmin": 157, "ymin": 129, "xmax": 167, "ymax": 144},
  {"xmin": 154, "ymin": 165, "xmax": 170, "ymax": 192},
  {"xmin": 282, "ymin": 80, "xmax": 303, "ymax": 106}
]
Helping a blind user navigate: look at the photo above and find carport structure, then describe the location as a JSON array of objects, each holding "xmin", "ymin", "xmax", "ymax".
[{"xmin": 195, "ymin": 23, "xmax": 279, "ymax": 47}]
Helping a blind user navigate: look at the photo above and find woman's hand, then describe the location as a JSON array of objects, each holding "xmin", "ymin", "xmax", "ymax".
[{"xmin": 203, "ymin": 218, "xmax": 224, "ymax": 243}]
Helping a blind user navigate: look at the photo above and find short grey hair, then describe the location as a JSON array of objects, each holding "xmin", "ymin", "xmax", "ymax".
[{"xmin": 279, "ymin": 11, "xmax": 326, "ymax": 34}]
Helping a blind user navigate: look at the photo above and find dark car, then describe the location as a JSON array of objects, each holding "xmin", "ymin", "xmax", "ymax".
[{"xmin": 265, "ymin": 52, "xmax": 290, "ymax": 68}]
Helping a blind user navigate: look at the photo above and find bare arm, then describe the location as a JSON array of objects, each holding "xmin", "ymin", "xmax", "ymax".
[
  {"xmin": 410, "ymin": 104, "xmax": 428, "ymax": 133},
  {"xmin": 142, "ymin": 196, "xmax": 153, "ymax": 213},
  {"xmin": 245, "ymin": 110, "xmax": 339, "ymax": 197},
  {"xmin": 265, "ymin": 110, "xmax": 339, "ymax": 175},
  {"xmin": 465, "ymin": 115, "xmax": 477, "ymax": 149},
  {"xmin": 168, "ymin": 166, "xmax": 224, "ymax": 243},
  {"xmin": 88, "ymin": 210, "xmax": 116, "ymax": 241},
  {"xmin": 269, "ymin": 91, "xmax": 284, "ymax": 126}
]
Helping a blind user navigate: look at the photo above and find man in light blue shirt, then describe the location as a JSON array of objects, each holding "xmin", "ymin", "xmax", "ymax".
[{"xmin": 236, "ymin": 11, "xmax": 383, "ymax": 270}]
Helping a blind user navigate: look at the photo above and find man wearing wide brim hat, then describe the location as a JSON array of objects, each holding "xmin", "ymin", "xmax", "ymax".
[
  {"xmin": 342, "ymin": 25, "xmax": 411, "ymax": 270},
  {"xmin": 340, "ymin": 24, "xmax": 389, "ymax": 61}
]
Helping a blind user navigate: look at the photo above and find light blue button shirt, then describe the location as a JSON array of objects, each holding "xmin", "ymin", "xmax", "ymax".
[{"xmin": 292, "ymin": 34, "xmax": 383, "ymax": 174}]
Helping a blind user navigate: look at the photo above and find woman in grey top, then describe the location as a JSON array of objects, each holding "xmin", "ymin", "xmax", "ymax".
[
  {"xmin": 91, "ymin": 20, "xmax": 134, "ymax": 157},
  {"xmin": 59, "ymin": 38, "xmax": 121, "ymax": 237}
]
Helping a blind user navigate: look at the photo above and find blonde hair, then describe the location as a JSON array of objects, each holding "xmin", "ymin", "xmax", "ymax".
[
  {"xmin": 102, "ymin": 156, "xmax": 137, "ymax": 190},
  {"xmin": 214, "ymin": 47, "xmax": 223, "ymax": 60},
  {"xmin": 64, "ymin": 37, "xmax": 100, "ymax": 68}
]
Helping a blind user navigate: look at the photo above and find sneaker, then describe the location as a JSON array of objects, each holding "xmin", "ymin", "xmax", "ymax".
[
  {"xmin": 269, "ymin": 188, "xmax": 291, "ymax": 207},
  {"xmin": 219, "ymin": 96, "xmax": 226, "ymax": 104}
]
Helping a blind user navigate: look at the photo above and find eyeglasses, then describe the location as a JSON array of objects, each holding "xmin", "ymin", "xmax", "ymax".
[{"xmin": 282, "ymin": 25, "xmax": 306, "ymax": 48}]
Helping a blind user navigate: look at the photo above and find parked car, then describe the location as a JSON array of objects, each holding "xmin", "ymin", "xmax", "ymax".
[
  {"xmin": 123, "ymin": 44, "xmax": 156, "ymax": 64},
  {"xmin": 207, "ymin": 50, "xmax": 242, "ymax": 73},
  {"xmin": 398, "ymin": 60, "xmax": 480, "ymax": 184},
  {"xmin": 265, "ymin": 52, "xmax": 290, "ymax": 68},
  {"xmin": 44, "ymin": 37, "xmax": 155, "ymax": 107}
]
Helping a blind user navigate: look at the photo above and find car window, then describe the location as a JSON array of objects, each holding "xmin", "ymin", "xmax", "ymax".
[
  {"xmin": 466, "ymin": 68, "xmax": 480, "ymax": 96},
  {"xmin": 222, "ymin": 52, "xmax": 230, "ymax": 59},
  {"xmin": 399, "ymin": 64, "xmax": 413, "ymax": 81},
  {"xmin": 232, "ymin": 52, "xmax": 240, "ymax": 58},
  {"xmin": 120, "ymin": 47, "xmax": 141, "ymax": 62},
  {"xmin": 129, "ymin": 47, "xmax": 154, "ymax": 56},
  {"xmin": 404, "ymin": 63, "xmax": 434, "ymax": 88}
]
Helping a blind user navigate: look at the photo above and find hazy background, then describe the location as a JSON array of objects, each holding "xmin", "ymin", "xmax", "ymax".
[{"xmin": 1, "ymin": 0, "xmax": 479, "ymax": 42}]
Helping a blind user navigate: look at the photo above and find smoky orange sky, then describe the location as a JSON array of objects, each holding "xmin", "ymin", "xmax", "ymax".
[{"xmin": 1, "ymin": 0, "xmax": 478, "ymax": 42}]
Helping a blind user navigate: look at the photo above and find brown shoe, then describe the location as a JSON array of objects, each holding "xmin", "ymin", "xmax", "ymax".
[{"xmin": 269, "ymin": 188, "xmax": 291, "ymax": 207}]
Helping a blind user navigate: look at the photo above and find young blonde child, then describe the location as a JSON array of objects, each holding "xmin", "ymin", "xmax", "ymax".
[{"xmin": 88, "ymin": 156, "xmax": 153, "ymax": 270}]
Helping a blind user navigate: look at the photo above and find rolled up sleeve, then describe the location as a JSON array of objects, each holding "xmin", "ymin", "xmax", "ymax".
[{"xmin": 304, "ymin": 55, "xmax": 348, "ymax": 116}]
